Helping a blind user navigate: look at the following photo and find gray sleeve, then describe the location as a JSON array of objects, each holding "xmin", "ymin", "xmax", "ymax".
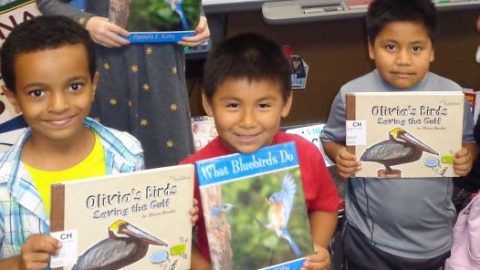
[
  {"xmin": 463, "ymin": 97, "xmax": 475, "ymax": 143},
  {"xmin": 37, "ymin": 0, "xmax": 98, "ymax": 27},
  {"xmin": 320, "ymin": 91, "xmax": 346, "ymax": 143}
]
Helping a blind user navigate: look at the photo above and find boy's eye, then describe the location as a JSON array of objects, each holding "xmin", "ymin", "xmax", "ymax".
[
  {"xmin": 258, "ymin": 103, "xmax": 272, "ymax": 110},
  {"xmin": 226, "ymin": 103, "xmax": 239, "ymax": 109},
  {"xmin": 29, "ymin": 89, "xmax": 45, "ymax": 98},
  {"xmin": 385, "ymin": 44, "xmax": 397, "ymax": 52},
  {"xmin": 411, "ymin": 46, "xmax": 423, "ymax": 53},
  {"xmin": 69, "ymin": 82, "xmax": 83, "ymax": 91}
]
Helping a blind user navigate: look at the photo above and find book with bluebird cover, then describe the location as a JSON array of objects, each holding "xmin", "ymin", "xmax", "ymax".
[
  {"xmin": 345, "ymin": 91, "xmax": 465, "ymax": 178},
  {"xmin": 50, "ymin": 165, "xmax": 194, "ymax": 270},
  {"xmin": 196, "ymin": 142, "xmax": 314, "ymax": 270}
]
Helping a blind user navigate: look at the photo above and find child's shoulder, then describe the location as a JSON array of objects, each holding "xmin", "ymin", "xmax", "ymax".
[
  {"xmin": 275, "ymin": 131, "xmax": 321, "ymax": 157},
  {"xmin": 180, "ymin": 136, "xmax": 222, "ymax": 165},
  {"xmin": 339, "ymin": 70, "xmax": 379, "ymax": 94},
  {"xmin": 0, "ymin": 135, "xmax": 27, "ymax": 185},
  {"xmin": 425, "ymin": 72, "xmax": 462, "ymax": 91},
  {"xmin": 87, "ymin": 119, "xmax": 143, "ymax": 156},
  {"xmin": 103, "ymin": 126, "xmax": 141, "ymax": 149}
]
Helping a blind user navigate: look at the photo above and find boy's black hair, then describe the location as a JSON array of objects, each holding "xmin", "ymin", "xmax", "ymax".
[
  {"xmin": 1, "ymin": 15, "xmax": 96, "ymax": 92},
  {"xmin": 203, "ymin": 32, "xmax": 291, "ymax": 101},
  {"xmin": 366, "ymin": 0, "xmax": 437, "ymax": 42}
]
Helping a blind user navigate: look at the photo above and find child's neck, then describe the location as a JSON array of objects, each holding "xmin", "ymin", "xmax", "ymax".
[{"xmin": 21, "ymin": 127, "xmax": 96, "ymax": 171}]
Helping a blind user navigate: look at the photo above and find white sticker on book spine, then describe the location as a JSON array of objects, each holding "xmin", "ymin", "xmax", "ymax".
[
  {"xmin": 346, "ymin": 120, "xmax": 367, "ymax": 146},
  {"xmin": 50, "ymin": 229, "xmax": 78, "ymax": 268}
]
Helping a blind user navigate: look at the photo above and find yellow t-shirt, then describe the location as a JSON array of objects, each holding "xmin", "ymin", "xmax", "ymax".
[{"xmin": 25, "ymin": 133, "xmax": 106, "ymax": 215}]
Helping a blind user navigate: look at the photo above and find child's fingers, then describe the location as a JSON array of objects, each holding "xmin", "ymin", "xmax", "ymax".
[
  {"xmin": 454, "ymin": 156, "xmax": 469, "ymax": 167},
  {"xmin": 193, "ymin": 198, "xmax": 199, "ymax": 207},
  {"xmin": 336, "ymin": 156, "xmax": 361, "ymax": 178},
  {"xmin": 454, "ymin": 163, "xmax": 472, "ymax": 176},
  {"xmin": 21, "ymin": 260, "xmax": 50, "ymax": 270},
  {"xmin": 301, "ymin": 246, "xmax": 330, "ymax": 269},
  {"xmin": 337, "ymin": 166, "xmax": 357, "ymax": 179},
  {"xmin": 453, "ymin": 149, "xmax": 473, "ymax": 176},
  {"xmin": 190, "ymin": 199, "xmax": 200, "ymax": 225},
  {"xmin": 301, "ymin": 261, "xmax": 329, "ymax": 270},
  {"xmin": 302, "ymin": 251, "xmax": 330, "ymax": 270},
  {"xmin": 21, "ymin": 235, "xmax": 60, "ymax": 270},
  {"xmin": 23, "ymin": 235, "xmax": 61, "ymax": 254},
  {"xmin": 454, "ymin": 147, "xmax": 468, "ymax": 158},
  {"xmin": 21, "ymin": 252, "xmax": 51, "ymax": 269},
  {"xmin": 190, "ymin": 206, "xmax": 199, "ymax": 216}
]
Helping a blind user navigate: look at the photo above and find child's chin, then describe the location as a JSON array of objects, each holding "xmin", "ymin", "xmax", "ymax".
[
  {"xmin": 234, "ymin": 145, "xmax": 262, "ymax": 154},
  {"xmin": 388, "ymin": 79, "xmax": 419, "ymax": 90}
]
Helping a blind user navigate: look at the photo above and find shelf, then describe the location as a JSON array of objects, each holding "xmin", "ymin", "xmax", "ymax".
[
  {"xmin": 262, "ymin": 0, "xmax": 480, "ymax": 24},
  {"xmin": 203, "ymin": 0, "xmax": 274, "ymax": 13}
]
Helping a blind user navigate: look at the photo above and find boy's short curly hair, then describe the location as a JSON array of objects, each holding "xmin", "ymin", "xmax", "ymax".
[
  {"xmin": 1, "ymin": 15, "xmax": 96, "ymax": 91},
  {"xmin": 203, "ymin": 32, "xmax": 291, "ymax": 101},
  {"xmin": 367, "ymin": 0, "xmax": 437, "ymax": 42}
]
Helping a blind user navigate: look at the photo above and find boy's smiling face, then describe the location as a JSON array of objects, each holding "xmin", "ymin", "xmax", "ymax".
[
  {"xmin": 3, "ymin": 44, "xmax": 98, "ymax": 143},
  {"xmin": 202, "ymin": 78, "xmax": 292, "ymax": 154},
  {"xmin": 368, "ymin": 21, "xmax": 434, "ymax": 89}
]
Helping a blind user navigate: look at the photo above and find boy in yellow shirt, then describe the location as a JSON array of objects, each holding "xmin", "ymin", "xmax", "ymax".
[{"xmin": 0, "ymin": 16, "xmax": 197, "ymax": 269}]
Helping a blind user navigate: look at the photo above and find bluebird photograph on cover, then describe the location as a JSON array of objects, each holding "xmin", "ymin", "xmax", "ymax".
[
  {"xmin": 105, "ymin": 0, "xmax": 201, "ymax": 43},
  {"xmin": 197, "ymin": 142, "xmax": 314, "ymax": 270}
]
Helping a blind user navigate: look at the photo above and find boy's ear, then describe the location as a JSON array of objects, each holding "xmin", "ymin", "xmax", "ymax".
[
  {"xmin": 281, "ymin": 93, "xmax": 293, "ymax": 118},
  {"xmin": 430, "ymin": 48, "xmax": 435, "ymax": 62},
  {"xmin": 367, "ymin": 38, "xmax": 375, "ymax": 60},
  {"xmin": 1, "ymin": 85, "xmax": 21, "ymax": 114},
  {"xmin": 201, "ymin": 92, "xmax": 213, "ymax": 116},
  {"xmin": 90, "ymin": 72, "xmax": 100, "ymax": 101}
]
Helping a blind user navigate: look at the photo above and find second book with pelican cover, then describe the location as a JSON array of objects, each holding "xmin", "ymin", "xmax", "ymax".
[
  {"xmin": 197, "ymin": 142, "xmax": 314, "ymax": 270},
  {"xmin": 345, "ymin": 91, "xmax": 465, "ymax": 178}
]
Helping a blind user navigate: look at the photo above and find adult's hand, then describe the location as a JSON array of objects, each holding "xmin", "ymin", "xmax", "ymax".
[
  {"xmin": 86, "ymin": 16, "xmax": 130, "ymax": 48},
  {"xmin": 178, "ymin": 15, "xmax": 210, "ymax": 47}
]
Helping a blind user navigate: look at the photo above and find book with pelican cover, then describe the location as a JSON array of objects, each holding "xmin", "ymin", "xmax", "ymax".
[
  {"xmin": 50, "ymin": 165, "xmax": 194, "ymax": 270},
  {"xmin": 345, "ymin": 91, "xmax": 465, "ymax": 178}
]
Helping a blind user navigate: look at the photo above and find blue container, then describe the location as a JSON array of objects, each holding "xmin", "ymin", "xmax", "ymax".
[{"xmin": 69, "ymin": 0, "xmax": 86, "ymax": 11}]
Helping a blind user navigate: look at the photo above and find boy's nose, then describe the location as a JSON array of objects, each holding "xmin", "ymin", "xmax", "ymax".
[
  {"xmin": 48, "ymin": 92, "xmax": 70, "ymax": 113},
  {"xmin": 239, "ymin": 109, "xmax": 256, "ymax": 128},
  {"xmin": 396, "ymin": 49, "xmax": 412, "ymax": 65}
]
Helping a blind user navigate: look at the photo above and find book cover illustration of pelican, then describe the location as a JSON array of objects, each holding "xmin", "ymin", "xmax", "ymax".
[
  {"xmin": 346, "ymin": 91, "xmax": 465, "ymax": 178},
  {"xmin": 196, "ymin": 142, "xmax": 314, "ymax": 270},
  {"xmin": 50, "ymin": 165, "xmax": 194, "ymax": 270},
  {"xmin": 107, "ymin": 0, "xmax": 201, "ymax": 43}
]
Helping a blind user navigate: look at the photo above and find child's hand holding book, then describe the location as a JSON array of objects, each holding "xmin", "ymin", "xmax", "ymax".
[
  {"xmin": 302, "ymin": 245, "xmax": 330, "ymax": 270},
  {"xmin": 19, "ymin": 234, "xmax": 61, "ymax": 270},
  {"xmin": 335, "ymin": 147, "xmax": 361, "ymax": 179}
]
